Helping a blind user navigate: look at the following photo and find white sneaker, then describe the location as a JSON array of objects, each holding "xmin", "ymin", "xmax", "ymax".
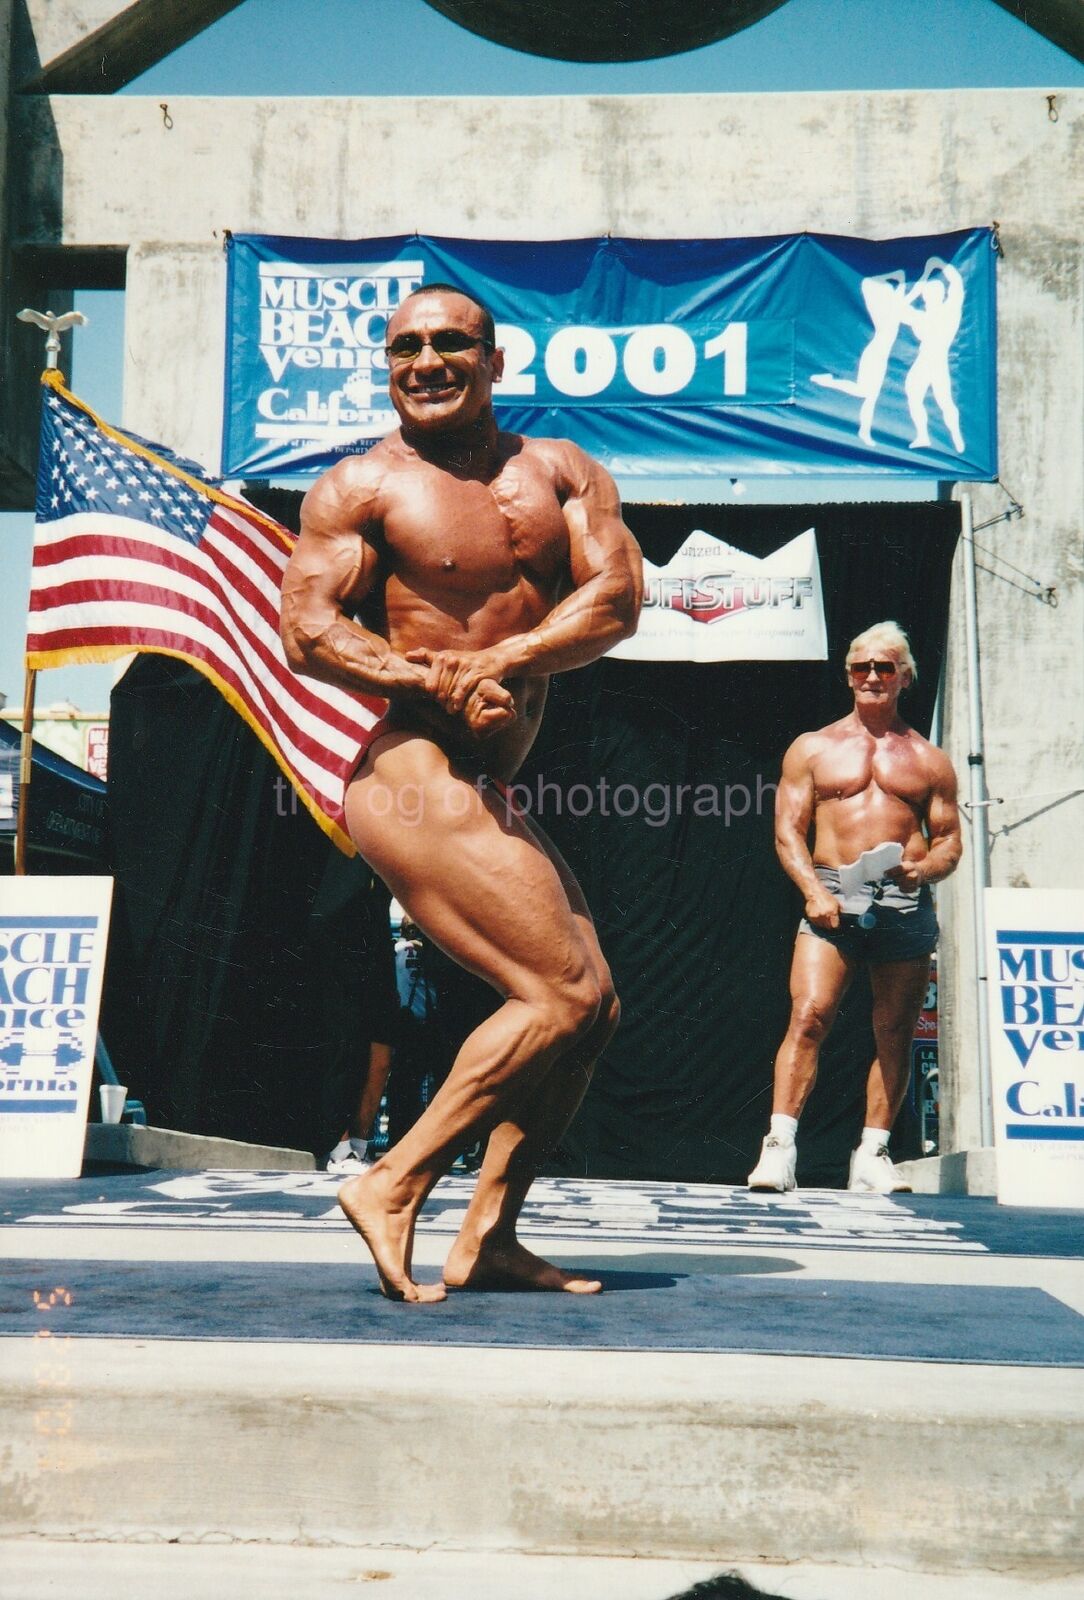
[
  {"xmin": 325, "ymin": 1148, "xmax": 373, "ymax": 1175},
  {"xmin": 747, "ymin": 1135, "xmax": 797, "ymax": 1192},
  {"xmin": 848, "ymin": 1142, "xmax": 912, "ymax": 1194}
]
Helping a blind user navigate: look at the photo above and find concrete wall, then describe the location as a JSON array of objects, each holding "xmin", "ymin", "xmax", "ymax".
[
  {"xmin": 0, "ymin": 0, "xmax": 19, "ymax": 501},
  {"xmin": 9, "ymin": 86, "xmax": 1084, "ymax": 1148},
  {"xmin": 1, "ymin": 0, "xmax": 73, "ymax": 502}
]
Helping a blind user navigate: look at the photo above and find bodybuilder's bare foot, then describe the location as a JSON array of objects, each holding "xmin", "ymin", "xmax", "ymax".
[
  {"xmin": 443, "ymin": 1235, "xmax": 602, "ymax": 1294},
  {"xmin": 338, "ymin": 1170, "xmax": 446, "ymax": 1304}
]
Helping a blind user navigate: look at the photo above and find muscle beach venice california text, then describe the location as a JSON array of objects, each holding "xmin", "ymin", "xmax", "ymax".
[
  {"xmin": 0, "ymin": 880, "xmax": 113, "ymax": 1178},
  {"xmin": 986, "ymin": 889, "xmax": 1084, "ymax": 1207}
]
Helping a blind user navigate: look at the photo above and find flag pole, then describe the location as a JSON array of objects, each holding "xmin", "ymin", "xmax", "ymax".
[
  {"xmin": 13, "ymin": 307, "xmax": 88, "ymax": 876},
  {"xmin": 13, "ymin": 668, "xmax": 37, "ymax": 875}
]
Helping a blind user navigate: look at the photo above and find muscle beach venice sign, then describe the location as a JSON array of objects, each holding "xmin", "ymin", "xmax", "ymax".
[
  {"xmin": 223, "ymin": 230, "xmax": 997, "ymax": 482},
  {"xmin": 0, "ymin": 877, "xmax": 113, "ymax": 1178},
  {"xmin": 986, "ymin": 889, "xmax": 1084, "ymax": 1209}
]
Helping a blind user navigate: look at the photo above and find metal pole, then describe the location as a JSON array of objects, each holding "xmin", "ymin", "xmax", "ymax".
[
  {"xmin": 14, "ymin": 667, "xmax": 37, "ymax": 875},
  {"xmin": 961, "ymin": 494, "xmax": 994, "ymax": 1146},
  {"xmin": 12, "ymin": 308, "xmax": 87, "ymax": 874}
]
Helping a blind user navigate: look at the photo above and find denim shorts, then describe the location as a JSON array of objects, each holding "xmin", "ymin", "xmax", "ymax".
[{"xmin": 798, "ymin": 866, "xmax": 938, "ymax": 964}]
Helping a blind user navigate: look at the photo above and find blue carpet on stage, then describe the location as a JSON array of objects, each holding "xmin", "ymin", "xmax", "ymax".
[{"xmin": 2, "ymin": 1257, "xmax": 1082, "ymax": 1366}]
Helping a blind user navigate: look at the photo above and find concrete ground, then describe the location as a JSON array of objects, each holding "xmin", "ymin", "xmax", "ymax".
[
  {"xmin": 3, "ymin": 1541, "xmax": 1083, "ymax": 1600},
  {"xmin": 2, "ymin": 1166, "xmax": 1081, "ymax": 1591}
]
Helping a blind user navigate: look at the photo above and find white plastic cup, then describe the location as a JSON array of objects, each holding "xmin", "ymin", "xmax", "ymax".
[{"xmin": 99, "ymin": 1084, "xmax": 127, "ymax": 1124}]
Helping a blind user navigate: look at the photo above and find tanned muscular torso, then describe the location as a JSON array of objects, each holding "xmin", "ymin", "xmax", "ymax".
[
  {"xmin": 802, "ymin": 717, "xmax": 943, "ymax": 869},
  {"xmin": 345, "ymin": 431, "xmax": 589, "ymax": 780}
]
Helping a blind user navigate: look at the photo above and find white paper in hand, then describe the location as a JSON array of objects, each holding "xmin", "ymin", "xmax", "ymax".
[{"xmin": 837, "ymin": 842, "xmax": 904, "ymax": 911}]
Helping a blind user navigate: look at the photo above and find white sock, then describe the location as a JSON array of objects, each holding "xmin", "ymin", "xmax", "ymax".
[
  {"xmin": 328, "ymin": 1139, "xmax": 352, "ymax": 1162},
  {"xmin": 860, "ymin": 1126, "xmax": 891, "ymax": 1149},
  {"xmin": 349, "ymin": 1138, "xmax": 369, "ymax": 1159},
  {"xmin": 769, "ymin": 1114, "xmax": 798, "ymax": 1144}
]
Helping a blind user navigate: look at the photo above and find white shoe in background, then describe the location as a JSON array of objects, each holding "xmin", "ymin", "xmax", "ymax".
[
  {"xmin": 848, "ymin": 1142, "xmax": 912, "ymax": 1193},
  {"xmin": 747, "ymin": 1135, "xmax": 797, "ymax": 1192},
  {"xmin": 325, "ymin": 1141, "xmax": 373, "ymax": 1175}
]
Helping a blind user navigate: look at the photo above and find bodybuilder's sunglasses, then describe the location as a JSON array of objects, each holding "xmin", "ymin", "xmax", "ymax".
[
  {"xmin": 385, "ymin": 330, "xmax": 494, "ymax": 363},
  {"xmin": 848, "ymin": 660, "xmax": 898, "ymax": 678}
]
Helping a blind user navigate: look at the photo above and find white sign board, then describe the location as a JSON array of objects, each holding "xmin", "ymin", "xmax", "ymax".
[
  {"xmin": 985, "ymin": 888, "xmax": 1084, "ymax": 1208},
  {"xmin": 0, "ymin": 876, "xmax": 113, "ymax": 1178},
  {"xmin": 609, "ymin": 528, "xmax": 827, "ymax": 663}
]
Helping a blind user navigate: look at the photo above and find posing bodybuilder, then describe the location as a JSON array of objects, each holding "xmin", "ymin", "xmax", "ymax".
[{"xmin": 281, "ymin": 284, "xmax": 642, "ymax": 1300}]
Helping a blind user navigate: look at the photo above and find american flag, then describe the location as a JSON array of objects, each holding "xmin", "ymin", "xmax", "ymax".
[{"xmin": 27, "ymin": 373, "xmax": 388, "ymax": 852}]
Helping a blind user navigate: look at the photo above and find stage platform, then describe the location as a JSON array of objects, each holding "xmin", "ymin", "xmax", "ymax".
[{"xmin": 2, "ymin": 1167, "xmax": 1081, "ymax": 1599}]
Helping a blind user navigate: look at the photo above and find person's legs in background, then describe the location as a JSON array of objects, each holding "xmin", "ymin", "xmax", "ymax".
[{"xmin": 325, "ymin": 1038, "xmax": 395, "ymax": 1173}]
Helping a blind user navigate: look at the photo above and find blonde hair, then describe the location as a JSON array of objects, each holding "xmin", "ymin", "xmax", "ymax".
[{"xmin": 847, "ymin": 620, "xmax": 917, "ymax": 681}]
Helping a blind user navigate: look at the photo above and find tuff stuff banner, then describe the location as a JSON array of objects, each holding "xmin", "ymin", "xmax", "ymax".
[
  {"xmin": 609, "ymin": 528, "xmax": 826, "ymax": 662},
  {"xmin": 223, "ymin": 231, "xmax": 997, "ymax": 482}
]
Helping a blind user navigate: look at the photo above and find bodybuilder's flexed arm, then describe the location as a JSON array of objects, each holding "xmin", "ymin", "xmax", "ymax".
[{"xmin": 887, "ymin": 746, "xmax": 962, "ymax": 892}]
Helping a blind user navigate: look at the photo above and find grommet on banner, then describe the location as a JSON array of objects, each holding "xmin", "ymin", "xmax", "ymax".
[{"xmin": 990, "ymin": 221, "xmax": 1004, "ymax": 257}]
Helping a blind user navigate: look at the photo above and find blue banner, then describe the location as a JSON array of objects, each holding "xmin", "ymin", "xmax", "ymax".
[{"xmin": 223, "ymin": 230, "xmax": 996, "ymax": 481}]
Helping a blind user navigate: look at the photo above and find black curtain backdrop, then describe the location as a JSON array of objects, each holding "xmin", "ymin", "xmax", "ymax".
[
  {"xmin": 101, "ymin": 499, "xmax": 957, "ymax": 1181},
  {"xmin": 517, "ymin": 501, "xmax": 959, "ymax": 1184},
  {"xmin": 102, "ymin": 654, "xmax": 397, "ymax": 1156}
]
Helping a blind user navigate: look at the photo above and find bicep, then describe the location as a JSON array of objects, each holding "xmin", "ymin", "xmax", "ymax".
[
  {"xmin": 282, "ymin": 472, "xmax": 381, "ymax": 627},
  {"xmin": 559, "ymin": 448, "xmax": 642, "ymax": 594},
  {"xmin": 775, "ymin": 743, "xmax": 816, "ymax": 837},
  {"xmin": 926, "ymin": 758, "xmax": 962, "ymax": 844}
]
